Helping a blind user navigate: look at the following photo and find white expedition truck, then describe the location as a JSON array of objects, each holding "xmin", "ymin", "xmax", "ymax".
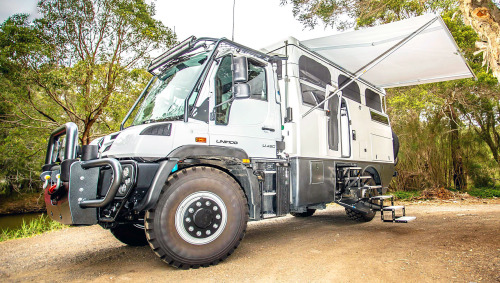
[{"xmin": 40, "ymin": 15, "xmax": 473, "ymax": 268}]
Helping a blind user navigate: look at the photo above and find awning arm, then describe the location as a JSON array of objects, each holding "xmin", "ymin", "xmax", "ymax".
[{"xmin": 302, "ymin": 16, "xmax": 439, "ymax": 118}]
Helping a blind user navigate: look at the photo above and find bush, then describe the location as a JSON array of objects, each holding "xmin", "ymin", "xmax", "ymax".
[
  {"xmin": 0, "ymin": 214, "xmax": 66, "ymax": 242},
  {"xmin": 467, "ymin": 187, "xmax": 500, "ymax": 198},
  {"xmin": 391, "ymin": 190, "xmax": 421, "ymax": 200}
]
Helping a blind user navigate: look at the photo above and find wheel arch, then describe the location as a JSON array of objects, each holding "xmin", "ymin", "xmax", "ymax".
[
  {"xmin": 363, "ymin": 166, "xmax": 382, "ymax": 185},
  {"xmin": 134, "ymin": 145, "xmax": 260, "ymax": 220}
]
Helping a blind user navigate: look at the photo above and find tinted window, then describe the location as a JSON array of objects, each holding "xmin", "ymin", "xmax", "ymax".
[
  {"xmin": 300, "ymin": 83, "xmax": 325, "ymax": 106},
  {"xmin": 215, "ymin": 56, "xmax": 233, "ymax": 125},
  {"xmin": 338, "ymin": 74, "xmax": 361, "ymax": 103},
  {"xmin": 370, "ymin": 111, "xmax": 389, "ymax": 125},
  {"xmin": 299, "ymin": 56, "xmax": 331, "ymax": 107},
  {"xmin": 299, "ymin": 56, "xmax": 331, "ymax": 88},
  {"xmin": 248, "ymin": 60, "xmax": 267, "ymax": 101},
  {"xmin": 365, "ymin": 89, "xmax": 382, "ymax": 112}
]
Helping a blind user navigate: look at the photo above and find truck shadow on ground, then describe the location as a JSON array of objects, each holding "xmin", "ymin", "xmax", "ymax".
[{"xmin": 49, "ymin": 208, "xmax": 418, "ymax": 275}]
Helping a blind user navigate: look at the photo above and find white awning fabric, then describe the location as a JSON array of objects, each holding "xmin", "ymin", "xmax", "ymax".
[{"xmin": 300, "ymin": 14, "xmax": 474, "ymax": 88}]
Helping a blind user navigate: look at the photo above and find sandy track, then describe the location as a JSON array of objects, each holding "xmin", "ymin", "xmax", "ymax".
[{"xmin": 1, "ymin": 202, "xmax": 499, "ymax": 282}]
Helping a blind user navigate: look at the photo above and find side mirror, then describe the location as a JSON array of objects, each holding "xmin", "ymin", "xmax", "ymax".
[
  {"xmin": 233, "ymin": 56, "xmax": 248, "ymax": 83},
  {"xmin": 233, "ymin": 83, "xmax": 250, "ymax": 99}
]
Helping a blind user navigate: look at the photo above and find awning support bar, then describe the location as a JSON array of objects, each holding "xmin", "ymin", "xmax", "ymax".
[{"xmin": 302, "ymin": 16, "xmax": 439, "ymax": 118}]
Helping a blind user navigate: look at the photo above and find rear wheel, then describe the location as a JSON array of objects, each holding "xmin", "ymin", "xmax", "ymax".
[
  {"xmin": 345, "ymin": 208, "xmax": 376, "ymax": 222},
  {"xmin": 145, "ymin": 166, "xmax": 248, "ymax": 269},
  {"xmin": 290, "ymin": 208, "xmax": 316, "ymax": 217},
  {"xmin": 110, "ymin": 223, "xmax": 148, "ymax": 246}
]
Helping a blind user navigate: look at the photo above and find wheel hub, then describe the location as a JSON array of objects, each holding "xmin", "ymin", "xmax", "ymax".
[
  {"xmin": 175, "ymin": 192, "xmax": 227, "ymax": 245},
  {"xmin": 193, "ymin": 208, "xmax": 214, "ymax": 228}
]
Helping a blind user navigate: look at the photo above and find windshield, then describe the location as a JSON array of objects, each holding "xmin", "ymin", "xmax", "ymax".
[{"xmin": 131, "ymin": 51, "xmax": 209, "ymax": 126}]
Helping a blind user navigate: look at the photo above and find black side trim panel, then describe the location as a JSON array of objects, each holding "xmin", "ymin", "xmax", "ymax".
[
  {"xmin": 140, "ymin": 123, "xmax": 172, "ymax": 136},
  {"xmin": 133, "ymin": 160, "xmax": 178, "ymax": 212}
]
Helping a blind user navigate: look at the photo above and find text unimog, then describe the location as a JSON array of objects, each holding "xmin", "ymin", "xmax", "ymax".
[{"xmin": 40, "ymin": 14, "xmax": 474, "ymax": 268}]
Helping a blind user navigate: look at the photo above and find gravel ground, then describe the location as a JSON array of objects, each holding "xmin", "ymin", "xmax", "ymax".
[{"xmin": 0, "ymin": 201, "xmax": 499, "ymax": 282}]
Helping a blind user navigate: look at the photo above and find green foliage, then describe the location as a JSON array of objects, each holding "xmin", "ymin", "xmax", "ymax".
[
  {"xmin": 467, "ymin": 186, "xmax": 500, "ymax": 198},
  {"xmin": 0, "ymin": 0, "xmax": 176, "ymax": 196},
  {"xmin": 281, "ymin": 0, "xmax": 457, "ymax": 30},
  {"xmin": 0, "ymin": 214, "xmax": 66, "ymax": 242},
  {"xmin": 391, "ymin": 190, "xmax": 421, "ymax": 200}
]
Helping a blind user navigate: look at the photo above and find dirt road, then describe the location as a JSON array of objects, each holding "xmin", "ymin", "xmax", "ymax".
[{"xmin": 1, "ymin": 201, "xmax": 499, "ymax": 282}]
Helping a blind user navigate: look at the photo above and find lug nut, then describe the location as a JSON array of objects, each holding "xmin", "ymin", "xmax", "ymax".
[
  {"xmin": 206, "ymin": 230, "xmax": 211, "ymax": 235},
  {"xmin": 213, "ymin": 206, "xmax": 218, "ymax": 211},
  {"xmin": 213, "ymin": 223, "xmax": 218, "ymax": 229},
  {"xmin": 188, "ymin": 226, "xmax": 194, "ymax": 232},
  {"xmin": 196, "ymin": 231, "xmax": 202, "ymax": 236},
  {"xmin": 188, "ymin": 208, "xmax": 194, "ymax": 213},
  {"xmin": 205, "ymin": 201, "xmax": 211, "ymax": 206},
  {"xmin": 185, "ymin": 217, "xmax": 191, "ymax": 223},
  {"xmin": 216, "ymin": 214, "xmax": 221, "ymax": 220},
  {"xmin": 196, "ymin": 202, "xmax": 201, "ymax": 207}
]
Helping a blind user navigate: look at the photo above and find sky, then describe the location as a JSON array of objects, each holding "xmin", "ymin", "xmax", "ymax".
[{"xmin": 0, "ymin": 0, "xmax": 340, "ymax": 49}]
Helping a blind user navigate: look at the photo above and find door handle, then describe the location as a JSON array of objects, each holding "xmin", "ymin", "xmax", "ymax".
[{"xmin": 262, "ymin": 127, "xmax": 275, "ymax": 132}]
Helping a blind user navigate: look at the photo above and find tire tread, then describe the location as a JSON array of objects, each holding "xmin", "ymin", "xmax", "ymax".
[{"xmin": 145, "ymin": 166, "xmax": 249, "ymax": 269}]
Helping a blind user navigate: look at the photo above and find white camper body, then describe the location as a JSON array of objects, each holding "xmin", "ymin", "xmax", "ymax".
[{"xmin": 40, "ymin": 15, "xmax": 473, "ymax": 268}]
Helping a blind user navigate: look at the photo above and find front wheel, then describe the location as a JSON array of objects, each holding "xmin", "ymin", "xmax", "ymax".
[
  {"xmin": 110, "ymin": 223, "xmax": 148, "ymax": 246},
  {"xmin": 290, "ymin": 208, "xmax": 316, "ymax": 217},
  {"xmin": 145, "ymin": 166, "xmax": 248, "ymax": 269}
]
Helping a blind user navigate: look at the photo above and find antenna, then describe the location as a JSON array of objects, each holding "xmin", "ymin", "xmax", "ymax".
[{"xmin": 232, "ymin": 0, "xmax": 236, "ymax": 41}]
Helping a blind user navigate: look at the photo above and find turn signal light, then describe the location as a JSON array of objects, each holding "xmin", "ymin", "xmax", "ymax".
[{"xmin": 195, "ymin": 137, "xmax": 207, "ymax": 143}]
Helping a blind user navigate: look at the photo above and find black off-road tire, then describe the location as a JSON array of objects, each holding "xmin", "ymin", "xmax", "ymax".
[
  {"xmin": 290, "ymin": 208, "xmax": 316, "ymax": 217},
  {"xmin": 345, "ymin": 208, "xmax": 376, "ymax": 222},
  {"xmin": 145, "ymin": 166, "xmax": 249, "ymax": 269},
  {"xmin": 110, "ymin": 223, "xmax": 148, "ymax": 246}
]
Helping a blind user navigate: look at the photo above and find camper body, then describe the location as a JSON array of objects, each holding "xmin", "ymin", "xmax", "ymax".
[{"xmin": 41, "ymin": 15, "xmax": 473, "ymax": 268}]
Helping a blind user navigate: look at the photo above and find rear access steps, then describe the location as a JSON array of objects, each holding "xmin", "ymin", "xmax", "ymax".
[
  {"xmin": 370, "ymin": 195, "xmax": 416, "ymax": 223},
  {"xmin": 337, "ymin": 165, "xmax": 416, "ymax": 223}
]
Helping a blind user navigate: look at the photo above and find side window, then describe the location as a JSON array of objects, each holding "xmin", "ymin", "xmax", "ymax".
[
  {"xmin": 215, "ymin": 56, "xmax": 233, "ymax": 125},
  {"xmin": 338, "ymin": 74, "xmax": 361, "ymax": 103},
  {"xmin": 365, "ymin": 89, "xmax": 382, "ymax": 112},
  {"xmin": 248, "ymin": 60, "xmax": 267, "ymax": 101},
  {"xmin": 299, "ymin": 56, "xmax": 331, "ymax": 107}
]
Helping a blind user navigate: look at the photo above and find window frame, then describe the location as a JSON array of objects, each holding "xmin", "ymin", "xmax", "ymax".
[
  {"xmin": 364, "ymin": 88, "xmax": 383, "ymax": 113},
  {"xmin": 247, "ymin": 58, "xmax": 268, "ymax": 102},
  {"xmin": 214, "ymin": 55, "xmax": 234, "ymax": 125},
  {"xmin": 338, "ymin": 74, "xmax": 361, "ymax": 104},
  {"xmin": 298, "ymin": 56, "xmax": 332, "ymax": 108}
]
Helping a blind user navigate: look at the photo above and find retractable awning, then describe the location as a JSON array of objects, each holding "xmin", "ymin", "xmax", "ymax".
[{"xmin": 300, "ymin": 14, "xmax": 474, "ymax": 89}]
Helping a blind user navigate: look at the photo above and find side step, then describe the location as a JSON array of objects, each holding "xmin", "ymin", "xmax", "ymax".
[{"xmin": 369, "ymin": 195, "xmax": 416, "ymax": 223}]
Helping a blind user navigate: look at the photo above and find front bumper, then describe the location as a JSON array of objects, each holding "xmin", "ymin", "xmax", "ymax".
[
  {"xmin": 43, "ymin": 158, "xmax": 123, "ymax": 225},
  {"xmin": 41, "ymin": 123, "xmax": 125, "ymax": 225}
]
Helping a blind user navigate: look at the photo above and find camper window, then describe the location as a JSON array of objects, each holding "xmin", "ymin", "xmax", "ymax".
[
  {"xmin": 365, "ymin": 89, "xmax": 382, "ymax": 112},
  {"xmin": 247, "ymin": 60, "xmax": 267, "ymax": 101},
  {"xmin": 215, "ymin": 56, "xmax": 233, "ymax": 125},
  {"xmin": 338, "ymin": 75, "xmax": 361, "ymax": 103},
  {"xmin": 298, "ymin": 56, "xmax": 331, "ymax": 107}
]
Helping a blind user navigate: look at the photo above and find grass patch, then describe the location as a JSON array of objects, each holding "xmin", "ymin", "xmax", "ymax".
[
  {"xmin": 0, "ymin": 214, "xmax": 66, "ymax": 242},
  {"xmin": 467, "ymin": 187, "xmax": 500, "ymax": 198},
  {"xmin": 391, "ymin": 190, "xmax": 421, "ymax": 200}
]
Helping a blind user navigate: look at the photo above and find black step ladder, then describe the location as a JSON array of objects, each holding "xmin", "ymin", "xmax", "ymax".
[{"xmin": 370, "ymin": 195, "xmax": 416, "ymax": 223}]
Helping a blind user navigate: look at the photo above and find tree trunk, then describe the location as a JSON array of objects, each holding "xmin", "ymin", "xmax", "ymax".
[
  {"xmin": 460, "ymin": 0, "xmax": 500, "ymax": 80},
  {"xmin": 448, "ymin": 105, "xmax": 467, "ymax": 191}
]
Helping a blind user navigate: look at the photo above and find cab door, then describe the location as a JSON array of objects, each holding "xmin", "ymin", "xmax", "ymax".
[{"xmin": 208, "ymin": 55, "xmax": 281, "ymax": 158}]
